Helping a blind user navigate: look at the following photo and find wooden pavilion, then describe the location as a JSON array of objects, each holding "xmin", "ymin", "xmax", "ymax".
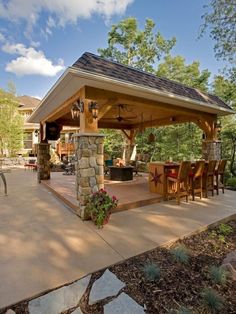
[{"xmin": 29, "ymin": 52, "xmax": 234, "ymax": 219}]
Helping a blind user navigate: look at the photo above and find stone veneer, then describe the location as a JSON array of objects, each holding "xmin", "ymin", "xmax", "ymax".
[
  {"xmin": 202, "ymin": 140, "xmax": 221, "ymax": 160},
  {"xmin": 74, "ymin": 133, "xmax": 105, "ymax": 220},
  {"xmin": 37, "ymin": 143, "xmax": 51, "ymax": 182}
]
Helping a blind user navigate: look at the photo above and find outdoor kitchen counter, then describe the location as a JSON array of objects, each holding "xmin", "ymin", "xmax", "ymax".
[{"xmin": 148, "ymin": 162, "xmax": 179, "ymax": 199}]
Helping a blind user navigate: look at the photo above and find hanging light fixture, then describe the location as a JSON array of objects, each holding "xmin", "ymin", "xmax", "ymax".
[
  {"xmin": 89, "ymin": 101, "xmax": 99, "ymax": 119},
  {"xmin": 71, "ymin": 100, "xmax": 84, "ymax": 119}
]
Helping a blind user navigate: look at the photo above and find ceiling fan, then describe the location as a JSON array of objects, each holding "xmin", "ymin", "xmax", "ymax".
[{"xmin": 103, "ymin": 104, "xmax": 137, "ymax": 122}]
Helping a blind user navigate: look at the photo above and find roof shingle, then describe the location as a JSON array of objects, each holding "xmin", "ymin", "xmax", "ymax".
[{"xmin": 73, "ymin": 52, "xmax": 232, "ymax": 111}]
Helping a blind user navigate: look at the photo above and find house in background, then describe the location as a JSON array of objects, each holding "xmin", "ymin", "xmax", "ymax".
[
  {"xmin": 17, "ymin": 95, "xmax": 40, "ymax": 156},
  {"xmin": 17, "ymin": 95, "xmax": 77, "ymax": 158}
]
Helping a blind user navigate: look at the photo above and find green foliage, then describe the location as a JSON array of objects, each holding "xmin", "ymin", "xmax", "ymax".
[
  {"xmin": 85, "ymin": 189, "xmax": 118, "ymax": 228},
  {"xmin": 218, "ymin": 223, "xmax": 233, "ymax": 236},
  {"xmin": 201, "ymin": 0, "xmax": 236, "ymax": 64},
  {"xmin": 171, "ymin": 245, "xmax": 190, "ymax": 265},
  {"xmin": 212, "ymin": 73, "xmax": 236, "ymax": 176},
  {"xmin": 156, "ymin": 55, "xmax": 210, "ymax": 92},
  {"xmin": 201, "ymin": 288, "xmax": 224, "ymax": 312},
  {"xmin": 177, "ymin": 307, "xmax": 192, "ymax": 314},
  {"xmin": 136, "ymin": 124, "xmax": 202, "ymax": 162},
  {"xmin": 209, "ymin": 265, "xmax": 228, "ymax": 285},
  {"xmin": 100, "ymin": 129, "xmax": 124, "ymax": 159},
  {"xmin": 0, "ymin": 88, "xmax": 24, "ymax": 157},
  {"xmin": 143, "ymin": 263, "xmax": 161, "ymax": 281},
  {"xmin": 227, "ymin": 176, "xmax": 236, "ymax": 187},
  {"xmin": 98, "ymin": 17, "xmax": 176, "ymax": 73}
]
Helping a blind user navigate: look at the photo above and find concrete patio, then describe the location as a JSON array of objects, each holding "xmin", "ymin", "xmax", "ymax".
[{"xmin": 0, "ymin": 169, "xmax": 235, "ymax": 309}]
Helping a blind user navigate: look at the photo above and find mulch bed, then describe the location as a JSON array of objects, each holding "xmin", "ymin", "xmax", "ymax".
[
  {"xmin": 80, "ymin": 219, "xmax": 236, "ymax": 314},
  {"xmin": 2, "ymin": 220, "xmax": 236, "ymax": 314}
]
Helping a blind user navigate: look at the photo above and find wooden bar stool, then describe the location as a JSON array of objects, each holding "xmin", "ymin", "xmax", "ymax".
[
  {"xmin": 203, "ymin": 160, "xmax": 217, "ymax": 198},
  {"xmin": 215, "ymin": 159, "xmax": 227, "ymax": 194},
  {"xmin": 189, "ymin": 160, "xmax": 205, "ymax": 200},
  {"xmin": 167, "ymin": 161, "xmax": 191, "ymax": 205}
]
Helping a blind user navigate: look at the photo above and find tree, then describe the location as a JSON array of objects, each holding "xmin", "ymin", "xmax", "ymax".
[
  {"xmin": 98, "ymin": 17, "xmax": 176, "ymax": 73},
  {"xmin": 212, "ymin": 73, "xmax": 236, "ymax": 176},
  {"xmin": 156, "ymin": 55, "xmax": 211, "ymax": 92},
  {"xmin": 201, "ymin": 0, "xmax": 236, "ymax": 64},
  {"xmin": 0, "ymin": 88, "xmax": 24, "ymax": 157}
]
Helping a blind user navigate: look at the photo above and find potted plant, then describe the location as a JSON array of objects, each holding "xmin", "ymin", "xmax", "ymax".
[{"xmin": 85, "ymin": 189, "xmax": 118, "ymax": 228}]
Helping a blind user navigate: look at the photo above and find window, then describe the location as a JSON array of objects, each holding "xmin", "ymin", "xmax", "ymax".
[{"xmin": 24, "ymin": 132, "xmax": 33, "ymax": 149}]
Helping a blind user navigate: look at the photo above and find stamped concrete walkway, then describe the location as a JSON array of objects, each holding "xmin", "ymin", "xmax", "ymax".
[{"xmin": 0, "ymin": 169, "xmax": 236, "ymax": 309}]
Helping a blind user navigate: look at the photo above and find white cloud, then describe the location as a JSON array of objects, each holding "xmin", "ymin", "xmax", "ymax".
[
  {"xmin": 0, "ymin": 0, "xmax": 134, "ymax": 29},
  {"xmin": 2, "ymin": 43, "xmax": 65, "ymax": 76}
]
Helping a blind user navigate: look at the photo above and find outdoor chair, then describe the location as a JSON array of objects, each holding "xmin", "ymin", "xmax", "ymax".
[
  {"xmin": 189, "ymin": 160, "xmax": 205, "ymax": 201},
  {"xmin": 167, "ymin": 161, "xmax": 192, "ymax": 205},
  {"xmin": 203, "ymin": 160, "xmax": 217, "ymax": 198},
  {"xmin": 104, "ymin": 159, "xmax": 113, "ymax": 176},
  {"xmin": 24, "ymin": 159, "xmax": 37, "ymax": 171},
  {"xmin": 214, "ymin": 159, "xmax": 227, "ymax": 194},
  {"xmin": 63, "ymin": 163, "xmax": 75, "ymax": 175}
]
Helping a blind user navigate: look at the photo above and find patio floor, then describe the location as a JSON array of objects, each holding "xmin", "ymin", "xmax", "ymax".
[
  {"xmin": 42, "ymin": 172, "xmax": 162, "ymax": 213},
  {"xmin": 0, "ymin": 169, "xmax": 236, "ymax": 309}
]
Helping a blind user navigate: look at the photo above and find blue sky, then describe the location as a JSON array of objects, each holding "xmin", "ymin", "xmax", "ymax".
[{"xmin": 0, "ymin": 0, "xmax": 227, "ymax": 99}]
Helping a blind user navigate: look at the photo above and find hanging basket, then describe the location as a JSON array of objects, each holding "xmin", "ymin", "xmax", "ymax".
[{"xmin": 148, "ymin": 132, "xmax": 155, "ymax": 143}]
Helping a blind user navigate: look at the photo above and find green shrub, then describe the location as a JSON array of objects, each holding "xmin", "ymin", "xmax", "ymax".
[
  {"xmin": 202, "ymin": 288, "xmax": 224, "ymax": 312},
  {"xmin": 226, "ymin": 176, "xmax": 236, "ymax": 187},
  {"xmin": 177, "ymin": 307, "xmax": 192, "ymax": 314},
  {"xmin": 143, "ymin": 263, "xmax": 160, "ymax": 281},
  {"xmin": 171, "ymin": 245, "xmax": 189, "ymax": 264},
  {"xmin": 209, "ymin": 266, "xmax": 228, "ymax": 285},
  {"xmin": 218, "ymin": 223, "xmax": 233, "ymax": 236}
]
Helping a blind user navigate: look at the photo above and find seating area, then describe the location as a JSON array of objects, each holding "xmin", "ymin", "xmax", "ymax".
[{"xmin": 166, "ymin": 159, "xmax": 227, "ymax": 205}]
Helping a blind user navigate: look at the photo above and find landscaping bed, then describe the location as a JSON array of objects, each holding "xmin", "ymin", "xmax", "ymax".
[
  {"xmin": 80, "ymin": 219, "xmax": 236, "ymax": 314},
  {"xmin": 3, "ymin": 219, "xmax": 236, "ymax": 314}
]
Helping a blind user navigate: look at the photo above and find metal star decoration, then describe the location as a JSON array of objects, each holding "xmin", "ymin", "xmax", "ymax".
[{"xmin": 150, "ymin": 168, "xmax": 162, "ymax": 187}]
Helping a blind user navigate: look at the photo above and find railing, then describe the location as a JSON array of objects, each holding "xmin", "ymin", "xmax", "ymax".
[{"xmin": 57, "ymin": 143, "xmax": 75, "ymax": 157}]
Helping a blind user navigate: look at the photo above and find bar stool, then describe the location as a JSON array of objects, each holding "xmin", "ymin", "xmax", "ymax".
[
  {"xmin": 203, "ymin": 160, "xmax": 217, "ymax": 198},
  {"xmin": 167, "ymin": 161, "xmax": 191, "ymax": 205},
  {"xmin": 189, "ymin": 160, "xmax": 205, "ymax": 200},
  {"xmin": 215, "ymin": 159, "xmax": 227, "ymax": 194}
]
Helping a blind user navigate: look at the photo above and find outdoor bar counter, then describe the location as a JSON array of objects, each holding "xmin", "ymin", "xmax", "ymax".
[{"xmin": 148, "ymin": 162, "xmax": 179, "ymax": 199}]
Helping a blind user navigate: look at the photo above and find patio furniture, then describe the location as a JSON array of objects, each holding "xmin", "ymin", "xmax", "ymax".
[
  {"xmin": 166, "ymin": 161, "xmax": 192, "ymax": 205},
  {"xmin": 189, "ymin": 160, "xmax": 205, "ymax": 200},
  {"xmin": 214, "ymin": 159, "xmax": 227, "ymax": 194},
  {"xmin": 104, "ymin": 159, "xmax": 113, "ymax": 175},
  {"xmin": 203, "ymin": 160, "xmax": 217, "ymax": 198},
  {"xmin": 63, "ymin": 163, "xmax": 75, "ymax": 175},
  {"xmin": 0, "ymin": 171, "xmax": 7, "ymax": 195},
  {"xmin": 24, "ymin": 159, "xmax": 37, "ymax": 171},
  {"xmin": 109, "ymin": 166, "xmax": 134, "ymax": 181}
]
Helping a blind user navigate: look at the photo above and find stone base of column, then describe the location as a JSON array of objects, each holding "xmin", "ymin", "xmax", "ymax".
[
  {"xmin": 74, "ymin": 133, "xmax": 105, "ymax": 220},
  {"xmin": 202, "ymin": 140, "xmax": 221, "ymax": 160},
  {"xmin": 36, "ymin": 143, "xmax": 51, "ymax": 182}
]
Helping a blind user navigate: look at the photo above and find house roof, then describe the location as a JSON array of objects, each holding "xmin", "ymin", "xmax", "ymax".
[
  {"xmin": 17, "ymin": 95, "xmax": 40, "ymax": 109},
  {"xmin": 73, "ymin": 52, "xmax": 232, "ymax": 111}
]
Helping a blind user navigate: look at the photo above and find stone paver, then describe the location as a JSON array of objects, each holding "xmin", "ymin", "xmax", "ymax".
[
  {"xmin": 71, "ymin": 308, "xmax": 83, "ymax": 314},
  {"xmin": 89, "ymin": 269, "xmax": 125, "ymax": 305},
  {"xmin": 5, "ymin": 310, "xmax": 15, "ymax": 314},
  {"xmin": 28, "ymin": 275, "xmax": 90, "ymax": 314},
  {"xmin": 104, "ymin": 292, "xmax": 145, "ymax": 314},
  {"xmin": 222, "ymin": 250, "xmax": 236, "ymax": 280}
]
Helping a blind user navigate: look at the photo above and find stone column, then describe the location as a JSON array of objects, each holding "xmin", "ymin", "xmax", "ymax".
[
  {"xmin": 74, "ymin": 133, "xmax": 105, "ymax": 220},
  {"xmin": 37, "ymin": 143, "xmax": 51, "ymax": 182},
  {"xmin": 202, "ymin": 140, "xmax": 221, "ymax": 160}
]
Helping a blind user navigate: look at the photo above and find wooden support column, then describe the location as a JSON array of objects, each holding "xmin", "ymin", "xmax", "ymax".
[
  {"xmin": 201, "ymin": 117, "xmax": 221, "ymax": 160},
  {"xmin": 121, "ymin": 129, "xmax": 138, "ymax": 164}
]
